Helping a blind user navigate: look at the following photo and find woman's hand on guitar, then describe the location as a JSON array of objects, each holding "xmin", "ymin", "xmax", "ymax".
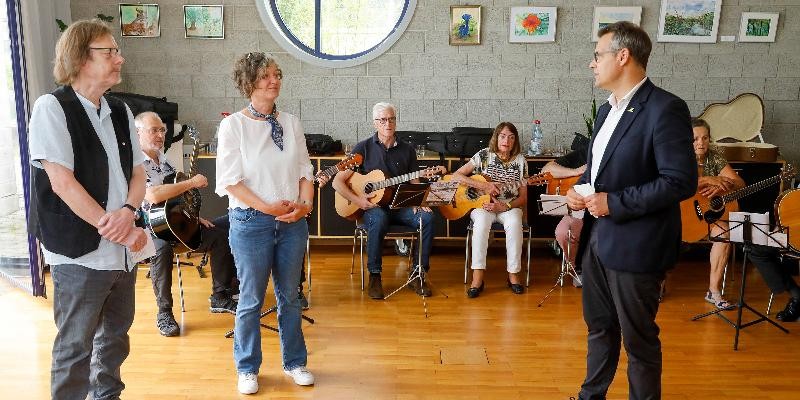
[
  {"xmin": 698, "ymin": 176, "xmax": 728, "ymax": 198},
  {"xmin": 315, "ymin": 172, "xmax": 331, "ymax": 188},
  {"xmin": 481, "ymin": 181, "xmax": 501, "ymax": 196},
  {"xmin": 198, "ymin": 217, "xmax": 215, "ymax": 228},
  {"xmin": 482, "ymin": 198, "xmax": 507, "ymax": 213}
]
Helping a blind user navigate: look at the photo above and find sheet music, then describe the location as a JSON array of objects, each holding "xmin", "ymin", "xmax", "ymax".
[
  {"xmin": 424, "ymin": 181, "xmax": 458, "ymax": 206},
  {"xmin": 539, "ymin": 195, "xmax": 569, "ymax": 216},
  {"xmin": 729, "ymin": 212, "xmax": 769, "ymax": 246}
]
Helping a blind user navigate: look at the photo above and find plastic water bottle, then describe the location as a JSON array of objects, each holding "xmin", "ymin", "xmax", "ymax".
[{"xmin": 529, "ymin": 119, "xmax": 543, "ymax": 156}]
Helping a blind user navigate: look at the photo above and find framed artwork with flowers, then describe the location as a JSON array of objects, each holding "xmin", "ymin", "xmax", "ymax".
[
  {"xmin": 509, "ymin": 6, "xmax": 557, "ymax": 43},
  {"xmin": 591, "ymin": 7, "xmax": 642, "ymax": 41},
  {"xmin": 449, "ymin": 5, "xmax": 482, "ymax": 45}
]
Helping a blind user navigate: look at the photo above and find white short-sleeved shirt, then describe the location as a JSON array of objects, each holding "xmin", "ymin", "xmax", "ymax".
[
  {"xmin": 215, "ymin": 111, "xmax": 314, "ymax": 209},
  {"xmin": 28, "ymin": 92, "xmax": 144, "ymax": 270}
]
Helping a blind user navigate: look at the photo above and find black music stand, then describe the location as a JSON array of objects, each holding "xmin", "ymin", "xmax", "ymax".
[
  {"xmin": 691, "ymin": 215, "xmax": 789, "ymax": 350},
  {"xmin": 536, "ymin": 195, "xmax": 582, "ymax": 307},
  {"xmin": 383, "ymin": 183, "xmax": 456, "ymax": 317}
]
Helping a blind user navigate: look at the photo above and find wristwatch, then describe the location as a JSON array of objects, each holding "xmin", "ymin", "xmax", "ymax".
[
  {"xmin": 505, "ymin": 201, "xmax": 513, "ymax": 210},
  {"xmin": 122, "ymin": 203, "xmax": 138, "ymax": 213}
]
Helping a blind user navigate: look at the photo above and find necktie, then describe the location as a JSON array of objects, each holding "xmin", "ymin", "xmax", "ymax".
[{"xmin": 247, "ymin": 103, "xmax": 284, "ymax": 151}]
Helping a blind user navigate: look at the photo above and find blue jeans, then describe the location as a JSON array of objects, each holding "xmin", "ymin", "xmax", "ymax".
[
  {"xmin": 51, "ymin": 263, "xmax": 137, "ymax": 400},
  {"xmin": 362, "ymin": 206, "xmax": 435, "ymax": 274},
  {"xmin": 229, "ymin": 208, "xmax": 308, "ymax": 373}
]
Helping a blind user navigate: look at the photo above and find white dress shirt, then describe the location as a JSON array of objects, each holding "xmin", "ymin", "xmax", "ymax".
[
  {"xmin": 590, "ymin": 77, "xmax": 648, "ymax": 185},
  {"xmin": 215, "ymin": 111, "xmax": 314, "ymax": 209}
]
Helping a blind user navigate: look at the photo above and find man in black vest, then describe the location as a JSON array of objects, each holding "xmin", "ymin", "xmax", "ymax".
[{"xmin": 28, "ymin": 20, "xmax": 147, "ymax": 400}]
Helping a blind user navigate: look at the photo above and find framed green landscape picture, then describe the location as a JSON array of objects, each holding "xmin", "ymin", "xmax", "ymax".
[
  {"xmin": 739, "ymin": 12, "xmax": 779, "ymax": 42},
  {"xmin": 657, "ymin": 0, "xmax": 721, "ymax": 43}
]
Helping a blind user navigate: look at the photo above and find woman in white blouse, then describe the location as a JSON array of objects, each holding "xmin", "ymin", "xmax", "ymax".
[{"xmin": 215, "ymin": 52, "xmax": 315, "ymax": 394}]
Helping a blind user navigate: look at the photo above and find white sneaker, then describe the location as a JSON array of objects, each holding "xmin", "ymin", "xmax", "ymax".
[
  {"xmin": 238, "ymin": 372, "xmax": 259, "ymax": 394},
  {"xmin": 284, "ymin": 366, "xmax": 315, "ymax": 386}
]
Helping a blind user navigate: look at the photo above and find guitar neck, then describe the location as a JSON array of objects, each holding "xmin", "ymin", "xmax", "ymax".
[
  {"xmin": 187, "ymin": 126, "xmax": 200, "ymax": 178},
  {"xmin": 721, "ymin": 175, "xmax": 781, "ymax": 203},
  {"xmin": 319, "ymin": 164, "xmax": 340, "ymax": 181},
  {"xmin": 372, "ymin": 170, "xmax": 424, "ymax": 191}
]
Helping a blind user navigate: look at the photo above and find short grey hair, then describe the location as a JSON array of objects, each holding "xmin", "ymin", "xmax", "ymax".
[
  {"xmin": 597, "ymin": 21, "xmax": 652, "ymax": 69},
  {"xmin": 372, "ymin": 102, "xmax": 397, "ymax": 119},
  {"xmin": 134, "ymin": 111, "xmax": 163, "ymax": 129}
]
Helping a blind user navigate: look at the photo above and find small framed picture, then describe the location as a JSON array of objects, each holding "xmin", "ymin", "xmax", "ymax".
[
  {"xmin": 449, "ymin": 5, "xmax": 481, "ymax": 45},
  {"xmin": 509, "ymin": 7, "xmax": 557, "ymax": 43},
  {"xmin": 184, "ymin": 5, "xmax": 225, "ymax": 39},
  {"xmin": 119, "ymin": 3, "xmax": 160, "ymax": 38},
  {"xmin": 739, "ymin": 12, "xmax": 779, "ymax": 42},
  {"xmin": 657, "ymin": 0, "xmax": 722, "ymax": 43},
  {"xmin": 591, "ymin": 7, "xmax": 642, "ymax": 42}
]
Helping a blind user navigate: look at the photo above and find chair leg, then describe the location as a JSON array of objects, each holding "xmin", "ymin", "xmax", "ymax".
[
  {"xmin": 360, "ymin": 231, "xmax": 365, "ymax": 291},
  {"xmin": 766, "ymin": 292, "xmax": 775, "ymax": 315},
  {"xmin": 525, "ymin": 230, "xmax": 532, "ymax": 287},
  {"xmin": 176, "ymin": 253, "xmax": 186, "ymax": 313},
  {"xmin": 351, "ymin": 230, "xmax": 357, "ymax": 275},
  {"xmin": 464, "ymin": 229, "xmax": 471, "ymax": 284}
]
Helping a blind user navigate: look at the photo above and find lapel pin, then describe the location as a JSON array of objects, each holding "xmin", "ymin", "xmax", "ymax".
[{"xmin": 627, "ymin": 107, "xmax": 635, "ymax": 113}]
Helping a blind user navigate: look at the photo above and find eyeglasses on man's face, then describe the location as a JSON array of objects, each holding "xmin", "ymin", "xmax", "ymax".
[
  {"xmin": 593, "ymin": 49, "xmax": 617, "ymax": 63},
  {"xmin": 89, "ymin": 47, "xmax": 121, "ymax": 58},
  {"xmin": 140, "ymin": 127, "xmax": 166, "ymax": 135},
  {"xmin": 374, "ymin": 117, "xmax": 397, "ymax": 125}
]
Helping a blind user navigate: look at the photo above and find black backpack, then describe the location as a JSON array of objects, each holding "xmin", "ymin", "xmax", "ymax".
[{"xmin": 305, "ymin": 134, "xmax": 342, "ymax": 156}]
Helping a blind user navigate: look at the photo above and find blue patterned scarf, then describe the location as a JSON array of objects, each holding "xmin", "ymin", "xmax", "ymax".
[{"xmin": 247, "ymin": 103, "xmax": 284, "ymax": 151}]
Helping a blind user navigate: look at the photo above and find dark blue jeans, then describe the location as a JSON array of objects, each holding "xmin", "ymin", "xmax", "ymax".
[
  {"xmin": 229, "ymin": 208, "xmax": 308, "ymax": 373},
  {"xmin": 361, "ymin": 206, "xmax": 435, "ymax": 274},
  {"xmin": 51, "ymin": 264, "xmax": 137, "ymax": 400}
]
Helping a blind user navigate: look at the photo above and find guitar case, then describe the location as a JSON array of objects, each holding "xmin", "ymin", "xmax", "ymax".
[{"xmin": 698, "ymin": 93, "xmax": 778, "ymax": 162}]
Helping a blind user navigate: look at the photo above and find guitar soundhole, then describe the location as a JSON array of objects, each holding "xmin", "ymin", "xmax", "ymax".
[
  {"xmin": 364, "ymin": 183, "xmax": 373, "ymax": 194},
  {"xmin": 466, "ymin": 187, "xmax": 480, "ymax": 201}
]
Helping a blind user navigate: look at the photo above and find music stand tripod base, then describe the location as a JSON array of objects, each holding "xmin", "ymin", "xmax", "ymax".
[
  {"xmin": 691, "ymin": 217, "xmax": 790, "ymax": 350},
  {"xmin": 225, "ymin": 307, "xmax": 315, "ymax": 338}
]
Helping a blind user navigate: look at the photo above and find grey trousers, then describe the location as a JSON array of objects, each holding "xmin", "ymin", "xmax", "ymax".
[
  {"xmin": 578, "ymin": 232, "xmax": 665, "ymax": 400},
  {"xmin": 51, "ymin": 264, "xmax": 137, "ymax": 400}
]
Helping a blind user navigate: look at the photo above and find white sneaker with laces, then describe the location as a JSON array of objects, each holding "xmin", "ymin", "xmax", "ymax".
[
  {"xmin": 238, "ymin": 372, "xmax": 259, "ymax": 394},
  {"xmin": 284, "ymin": 366, "xmax": 315, "ymax": 386}
]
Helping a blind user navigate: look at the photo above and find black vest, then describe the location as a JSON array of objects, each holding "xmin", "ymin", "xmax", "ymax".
[{"xmin": 28, "ymin": 86, "xmax": 133, "ymax": 258}]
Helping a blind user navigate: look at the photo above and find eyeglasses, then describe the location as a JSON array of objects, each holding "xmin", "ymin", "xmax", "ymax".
[
  {"xmin": 140, "ymin": 127, "xmax": 166, "ymax": 134},
  {"xmin": 374, "ymin": 117, "xmax": 397, "ymax": 125},
  {"xmin": 89, "ymin": 47, "xmax": 121, "ymax": 58},
  {"xmin": 593, "ymin": 49, "xmax": 617, "ymax": 62}
]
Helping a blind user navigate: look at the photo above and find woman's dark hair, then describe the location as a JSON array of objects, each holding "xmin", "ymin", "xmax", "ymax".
[{"xmin": 489, "ymin": 122, "xmax": 521, "ymax": 158}]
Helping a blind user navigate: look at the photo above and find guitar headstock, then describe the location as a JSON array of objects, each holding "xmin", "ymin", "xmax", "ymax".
[
  {"xmin": 526, "ymin": 171, "xmax": 553, "ymax": 186},
  {"xmin": 422, "ymin": 165, "xmax": 447, "ymax": 180},
  {"xmin": 781, "ymin": 164, "xmax": 795, "ymax": 180},
  {"xmin": 335, "ymin": 153, "xmax": 363, "ymax": 172}
]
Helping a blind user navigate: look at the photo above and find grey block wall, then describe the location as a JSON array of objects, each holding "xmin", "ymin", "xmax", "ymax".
[{"xmin": 72, "ymin": 0, "xmax": 800, "ymax": 165}]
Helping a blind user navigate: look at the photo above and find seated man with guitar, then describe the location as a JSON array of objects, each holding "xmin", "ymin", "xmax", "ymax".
[
  {"xmin": 450, "ymin": 122, "xmax": 528, "ymax": 297},
  {"xmin": 136, "ymin": 112, "xmax": 238, "ymax": 337},
  {"xmin": 332, "ymin": 102, "xmax": 437, "ymax": 300},
  {"xmin": 691, "ymin": 118, "xmax": 745, "ymax": 310},
  {"xmin": 541, "ymin": 137, "xmax": 589, "ymax": 288}
]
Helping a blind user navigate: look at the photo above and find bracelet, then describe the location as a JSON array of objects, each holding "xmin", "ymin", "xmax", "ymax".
[
  {"xmin": 122, "ymin": 203, "xmax": 138, "ymax": 213},
  {"xmin": 505, "ymin": 201, "xmax": 513, "ymax": 210}
]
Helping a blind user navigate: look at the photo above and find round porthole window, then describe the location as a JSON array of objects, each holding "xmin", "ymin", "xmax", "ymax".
[{"xmin": 256, "ymin": 0, "xmax": 417, "ymax": 68}]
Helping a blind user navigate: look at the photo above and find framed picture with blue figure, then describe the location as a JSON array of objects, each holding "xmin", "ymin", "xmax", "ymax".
[
  {"xmin": 449, "ymin": 5, "xmax": 481, "ymax": 45},
  {"xmin": 509, "ymin": 6, "xmax": 557, "ymax": 43},
  {"xmin": 739, "ymin": 12, "xmax": 779, "ymax": 43}
]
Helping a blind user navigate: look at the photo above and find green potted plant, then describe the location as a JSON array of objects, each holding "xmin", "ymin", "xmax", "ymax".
[{"xmin": 582, "ymin": 98, "xmax": 597, "ymax": 139}]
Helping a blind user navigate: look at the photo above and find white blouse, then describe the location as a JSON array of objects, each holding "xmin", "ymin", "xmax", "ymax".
[{"xmin": 215, "ymin": 111, "xmax": 314, "ymax": 210}]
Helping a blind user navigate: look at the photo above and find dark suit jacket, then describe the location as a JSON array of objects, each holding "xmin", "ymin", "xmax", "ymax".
[{"xmin": 577, "ymin": 79, "xmax": 697, "ymax": 273}]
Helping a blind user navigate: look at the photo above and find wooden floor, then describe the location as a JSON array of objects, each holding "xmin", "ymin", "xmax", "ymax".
[{"xmin": 1, "ymin": 245, "xmax": 798, "ymax": 399}]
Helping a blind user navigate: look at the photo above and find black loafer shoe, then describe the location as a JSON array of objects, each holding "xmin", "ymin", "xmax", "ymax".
[
  {"xmin": 507, "ymin": 279, "xmax": 525, "ymax": 295},
  {"xmin": 776, "ymin": 297, "xmax": 800, "ymax": 322},
  {"xmin": 466, "ymin": 281, "xmax": 484, "ymax": 298}
]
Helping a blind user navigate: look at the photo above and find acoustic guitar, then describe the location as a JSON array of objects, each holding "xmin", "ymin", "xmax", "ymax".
[
  {"xmin": 147, "ymin": 126, "xmax": 202, "ymax": 253},
  {"xmin": 775, "ymin": 188, "xmax": 800, "ymax": 252},
  {"xmin": 314, "ymin": 153, "xmax": 362, "ymax": 186},
  {"xmin": 437, "ymin": 172, "xmax": 552, "ymax": 220},
  {"xmin": 334, "ymin": 165, "xmax": 447, "ymax": 220},
  {"xmin": 546, "ymin": 175, "xmax": 581, "ymax": 195},
  {"xmin": 681, "ymin": 165, "xmax": 795, "ymax": 243}
]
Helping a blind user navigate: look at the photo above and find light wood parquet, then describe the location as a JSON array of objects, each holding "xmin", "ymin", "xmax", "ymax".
[{"xmin": 0, "ymin": 245, "xmax": 798, "ymax": 399}]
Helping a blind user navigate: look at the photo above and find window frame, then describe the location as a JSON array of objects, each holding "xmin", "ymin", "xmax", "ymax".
[{"xmin": 255, "ymin": 0, "xmax": 417, "ymax": 68}]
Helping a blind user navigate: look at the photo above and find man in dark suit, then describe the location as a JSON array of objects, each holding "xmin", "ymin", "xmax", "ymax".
[{"xmin": 566, "ymin": 22, "xmax": 697, "ymax": 400}]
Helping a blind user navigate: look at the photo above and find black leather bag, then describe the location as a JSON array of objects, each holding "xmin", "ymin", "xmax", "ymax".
[
  {"xmin": 305, "ymin": 134, "xmax": 342, "ymax": 156},
  {"xmin": 106, "ymin": 92, "xmax": 180, "ymax": 150},
  {"xmin": 427, "ymin": 127, "xmax": 493, "ymax": 158}
]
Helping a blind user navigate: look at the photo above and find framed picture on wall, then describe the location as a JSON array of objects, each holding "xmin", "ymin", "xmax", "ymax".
[
  {"xmin": 509, "ymin": 7, "xmax": 557, "ymax": 43},
  {"xmin": 184, "ymin": 5, "xmax": 225, "ymax": 39},
  {"xmin": 591, "ymin": 7, "xmax": 642, "ymax": 41},
  {"xmin": 657, "ymin": 0, "xmax": 721, "ymax": 43},
  {"xmin": 739, "ymin": 12, "xmax": 779, "ymax": 42},
  {"xmin": 449, "ymin": 5, "xmax": 481, "ymax": 45},
  {"xmin": 119, "ymin": 3, "xmax": 160, "ymax": 38}
]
